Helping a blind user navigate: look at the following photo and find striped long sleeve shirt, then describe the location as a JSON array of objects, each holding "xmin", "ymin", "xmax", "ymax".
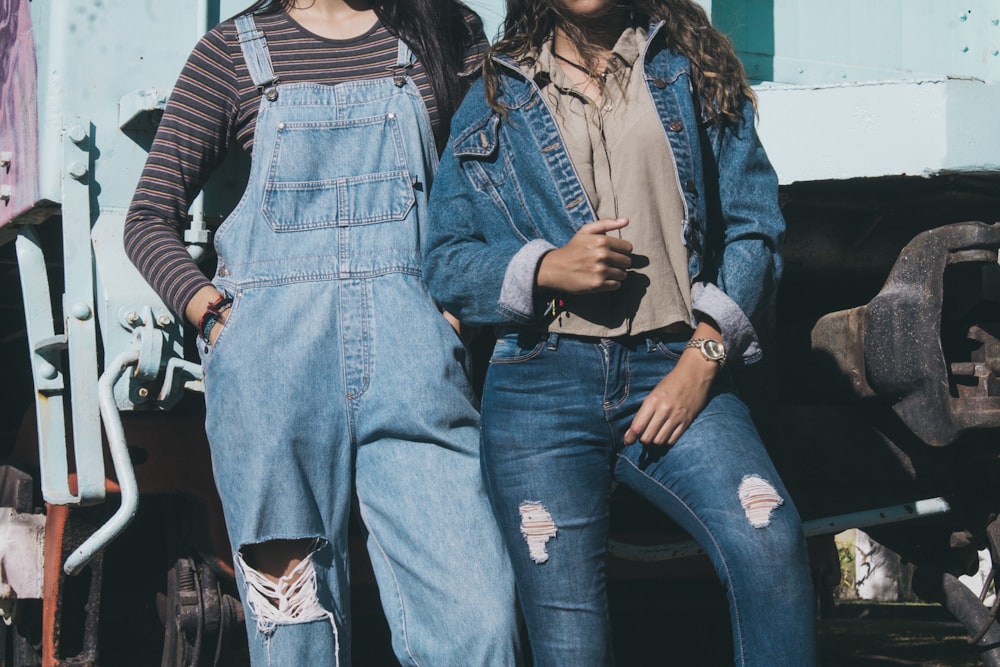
[{"xmin": 124, "ymin": 10, "xmax": 486, "ymax": 318}]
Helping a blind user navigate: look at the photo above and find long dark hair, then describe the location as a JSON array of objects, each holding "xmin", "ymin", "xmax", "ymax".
[
  {"xmin": 241, "ymin": 0, "xmax": 475, "ymax": 125},
  {"xmin": 483, "ymin": 0, "xmax": 753, "ymax": 126}
]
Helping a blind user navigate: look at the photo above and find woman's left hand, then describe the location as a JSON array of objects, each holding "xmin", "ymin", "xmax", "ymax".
[{"xmin": 624, "ymin": 322, "xmax": 724, "ymax": 447}]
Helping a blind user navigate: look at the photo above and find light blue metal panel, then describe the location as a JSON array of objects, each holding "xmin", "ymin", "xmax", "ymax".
[
  {"xmin": 713, "ymin": 0, "xmax": 1000, "ymax": 85},
  {"xmin": 756, "ymin": 78, "xmax": 1000, "ymax": 184},
  {"xmin": 28, "ymin": 0, "xmax": 247, "ymax": 213}
]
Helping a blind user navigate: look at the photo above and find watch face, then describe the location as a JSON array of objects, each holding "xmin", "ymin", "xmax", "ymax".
[{"xmin": 703, "ymin": 339, "xmax": 725, "ymax": 360}]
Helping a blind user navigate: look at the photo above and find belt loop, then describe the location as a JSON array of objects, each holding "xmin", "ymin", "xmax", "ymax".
[
  {"xmin": 646, "ymin": 337, "xmax": 657, "ymax": 353},
  {"xmin": 546, "ymin": 332, "xmax": 560, "ymax": 351}
]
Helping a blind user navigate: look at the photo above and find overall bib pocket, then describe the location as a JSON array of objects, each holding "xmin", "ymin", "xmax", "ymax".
[{"xmin": 262, "ymin": 114, "xmax": 415, "ymax": 231}]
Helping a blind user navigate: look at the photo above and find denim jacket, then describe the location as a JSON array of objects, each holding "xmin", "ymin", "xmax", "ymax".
[{"xmin": 423, "ymin": 21, "xmax": 784, "ymax": 364}]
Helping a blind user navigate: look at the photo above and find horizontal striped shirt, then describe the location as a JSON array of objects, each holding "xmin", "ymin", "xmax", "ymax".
[{"xmin": 124, "ymin": 9, "xmax": 485, "ymax": 317}]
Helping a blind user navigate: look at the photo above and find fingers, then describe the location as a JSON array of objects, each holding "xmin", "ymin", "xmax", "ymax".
[
  {"xmin": 580, "ymin": 218, "xmax": 634, "ymax": 266},
  {"xmin": 625, "ymin": 402, "xmax": 688, "ymax": 447},
  {"xmin": 536, "ymin": 217, "xmax": 636, "ymax": 293},
  {"xmin": 579, "ymin": 217, "xmax": 630, "ymax": 235},
  {"xmin": 627, "ymin": 413, "xmax": 687, "ymax": 446}
]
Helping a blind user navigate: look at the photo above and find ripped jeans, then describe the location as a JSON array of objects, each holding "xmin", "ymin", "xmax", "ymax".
[{"xmin": 481, "ymin": 332, "xmax": 817, "ymax": 666}]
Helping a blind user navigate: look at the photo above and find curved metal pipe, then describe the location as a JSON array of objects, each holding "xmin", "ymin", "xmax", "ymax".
[{"xmin": 63, "ymin": 349, "xmax": 141, "ymax": 575}]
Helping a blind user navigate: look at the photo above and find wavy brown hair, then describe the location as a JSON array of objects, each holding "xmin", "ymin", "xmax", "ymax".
[{"xmin": 483, "ymin": 0, "xmax": 753, "ymax": 126}]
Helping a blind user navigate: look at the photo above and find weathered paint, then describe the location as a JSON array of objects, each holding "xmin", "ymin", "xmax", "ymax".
[
  {"xmin": 0, "ymin": 0, "xmax": 41, "ymax": 231},
  {"xmin": 756, "ymin": 78, "xmax": 1000, "ymax": 184}
]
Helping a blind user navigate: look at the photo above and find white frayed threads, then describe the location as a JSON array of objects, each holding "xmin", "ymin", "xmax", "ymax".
[
  {"xmin": 737, "ymin": 475, "xmax": 784, "ymax": 528},
  {"xmin": 519, "ymin": 501, "xmax": 558, "ymax": 564},
  {"xmin": 237, "ymin": 544, "xmax": 340, "ymax": 665}
]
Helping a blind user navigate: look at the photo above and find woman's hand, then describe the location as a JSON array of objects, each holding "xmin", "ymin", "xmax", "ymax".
[
  {"xmin": 185, "ymin": 286, "xmax": 230, "ymax": 347},
  {"xmin": 208, "ymin": 309, "xmax": 228, "ymax": 346},
  {"xmin": 536, "ymin": 218, "xmax": 633, "ymax": 294},
  {"xmin": 625, "ymin": 323, "xmax": 724, "ymax": 447}
]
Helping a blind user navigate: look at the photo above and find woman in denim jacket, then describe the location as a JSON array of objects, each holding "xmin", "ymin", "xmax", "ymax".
[{"xmin": 423, "ymin": 0, "xmax": 817, "ymax": 663}]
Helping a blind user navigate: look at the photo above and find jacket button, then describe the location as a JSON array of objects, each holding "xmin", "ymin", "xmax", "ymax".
[
  {"xmin": 653, "ymin": 77, "xmax": 667, "ymax": 89},
  {"xmin": 668, "ymin": 120, "xmax": 683, "ymax": 132},
  {"xmin": 685, "ymin": 179, "xmax": 697, "ymax": 193}
]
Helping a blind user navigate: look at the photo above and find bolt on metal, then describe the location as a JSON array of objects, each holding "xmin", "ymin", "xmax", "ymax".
[{"xmin": 68, "ymin": 162, "xmax": 88, "ymax": 180}]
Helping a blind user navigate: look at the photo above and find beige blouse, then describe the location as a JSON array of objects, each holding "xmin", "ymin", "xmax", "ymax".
[{"xmin": 524, "ymin": 28, "xmax": 693, "ymax": 337}]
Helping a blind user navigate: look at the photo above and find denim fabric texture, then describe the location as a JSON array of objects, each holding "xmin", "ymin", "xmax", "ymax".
[
  {"xmin": 200, "ymin": 16, "xmax": 519, "ymax": 667},
  {"xmin": 423, "ymin": 20, "xmax": 785, "ymax": 364},
  {"xmin": 422, "ymin": 18, "xmax": 815, "ymax": 667},
  {"xmin": 482, "ymin": 334, "xmax": 817, "ymax": 665}
]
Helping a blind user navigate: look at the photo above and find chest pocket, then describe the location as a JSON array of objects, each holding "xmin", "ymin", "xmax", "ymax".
[
  {"xmin": 453, "ymin": 113, "xmax": 540, "ymax": 244},
  {"xmin": 454, "ymin": 113, "xmax": 503, "ymax": 188},
  {"xmin": 262, "ymin": 114, "xmax": 415, "ymax": 232}
]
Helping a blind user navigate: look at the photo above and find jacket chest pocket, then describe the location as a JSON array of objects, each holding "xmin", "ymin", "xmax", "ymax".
[
  {"xmin": 453, "ymin": 114, "xmax": 541, "ymax": 244},
  {"xmin": 262, "ymin": 114, "xmax": 415, "ymax": 232}
]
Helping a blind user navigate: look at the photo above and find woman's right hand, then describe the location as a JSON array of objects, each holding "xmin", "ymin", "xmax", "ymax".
[
  {"xmin": 185, "ymin": 286, "xmax": 230, "ymax": 347},
  {"xmin": 536, "ymin": 218, "xmax": 633, "ymax": 294},
  {"xmin": 208, "ymin": 311, "xmax": 227, "ymax": 346}
]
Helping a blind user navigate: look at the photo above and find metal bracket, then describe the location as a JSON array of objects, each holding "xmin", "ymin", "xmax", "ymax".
[{"xmin": 812, "ymin": 221, "xmax": 1000, "ymax": 446}]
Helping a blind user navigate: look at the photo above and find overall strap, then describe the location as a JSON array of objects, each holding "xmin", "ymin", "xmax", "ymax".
[
  {"xmin": 389, "ymin": 38, "xmax": 416, "ymax": 86},
  {"xmin": 235, "ymin": 14, "xmax": 278, "ymax": 91},
  {"xmin": 396, "ymin": 39, "xmax": 414, "ymax": 68}
]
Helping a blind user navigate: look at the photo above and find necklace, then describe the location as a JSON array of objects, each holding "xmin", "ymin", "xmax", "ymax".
[{"xmin": 551, "ymin": 43, "xmax": 604, "ymax": 80}]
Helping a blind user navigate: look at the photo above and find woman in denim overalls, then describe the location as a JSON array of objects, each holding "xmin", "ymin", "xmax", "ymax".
[
  {"xmin": 125, "ymin": 1, "xmax": 519, "ymax": 665},
  {"xmin": 423, "ymin": 0, "xmax": 817, "ymax": 663}
]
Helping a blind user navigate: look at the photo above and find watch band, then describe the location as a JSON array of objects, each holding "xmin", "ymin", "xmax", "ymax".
[{"xmin": 685, "ymin": 337, "xmax": 727, "ymax": 367}]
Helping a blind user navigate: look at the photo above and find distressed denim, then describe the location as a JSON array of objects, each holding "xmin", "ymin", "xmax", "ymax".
[
  {"xmin": 481, "ymin": 332, "xmax": 817, "ymax": 666},
  {"xmin": 197, "ymin": 15, "xmax": 519, "ymax": 666}
]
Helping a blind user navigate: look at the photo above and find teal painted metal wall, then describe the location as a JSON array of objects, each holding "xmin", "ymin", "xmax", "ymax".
[
  {"xmin": 27, "ymin": 1, "xmax": 249, "ymax": 217},
  {"xmin": 713, "ymin": 1, "xmax": 1000, "ymax": 84}
]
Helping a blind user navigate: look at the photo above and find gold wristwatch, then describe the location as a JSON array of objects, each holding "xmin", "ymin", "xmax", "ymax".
[{"xmin": 685, "ymin": 337, "xmax": 727, "ymax": 367}]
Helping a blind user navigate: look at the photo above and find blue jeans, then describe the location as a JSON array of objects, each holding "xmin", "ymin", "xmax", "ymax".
[{"xmin": 481, "ymin": 332, "xmax": 817, "ymax": 666}]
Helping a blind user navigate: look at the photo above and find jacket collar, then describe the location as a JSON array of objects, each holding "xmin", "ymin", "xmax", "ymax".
[{"xmin": 485, "ymin": 20, "xmax": 690, "ymax": 109}]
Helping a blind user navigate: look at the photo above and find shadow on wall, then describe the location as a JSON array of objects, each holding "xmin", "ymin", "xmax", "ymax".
[{"xmin": 711, "ymin": 0, "xmax": 775, "ymax": 84}]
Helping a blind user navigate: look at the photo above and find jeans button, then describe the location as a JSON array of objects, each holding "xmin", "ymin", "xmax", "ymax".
[{"xmin": 669, "ymin": 120, "xmax": 683, "ymax": 132}]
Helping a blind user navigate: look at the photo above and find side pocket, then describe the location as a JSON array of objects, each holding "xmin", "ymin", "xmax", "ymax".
[
  {"xmin": 653, "ymin": 340, "xmax": 684, "ymax": 361},
  {"xmin": 198, "ymin": 289, "xmax": 242, "ymax": 375},
  {"xmin": 489, "ymin": 332, "xmax": 546, "ymax": 365}
]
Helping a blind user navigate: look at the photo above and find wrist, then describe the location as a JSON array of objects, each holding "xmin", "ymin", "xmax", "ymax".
[
  {"xmin": 198, "ymin": 293, "xmax": 232, "ymax": 341},
  {"xmin": 685, "ymin": 336, "xmax": 727, "ymax": 368}
]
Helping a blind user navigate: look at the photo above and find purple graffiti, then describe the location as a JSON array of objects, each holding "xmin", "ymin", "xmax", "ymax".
[{"xmin": 0, "ymin": 0, "xmax": 20, "ymax": 119}]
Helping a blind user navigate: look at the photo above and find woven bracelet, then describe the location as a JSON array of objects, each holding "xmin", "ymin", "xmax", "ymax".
[{"xmin": 198, "ymin": 294, "xmax": 233, "ymax": 341}]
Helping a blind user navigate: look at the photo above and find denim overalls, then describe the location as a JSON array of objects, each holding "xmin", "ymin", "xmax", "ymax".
[{"xmin": 198, "ymin": 15, "xmax": 518, "ymax": 666}]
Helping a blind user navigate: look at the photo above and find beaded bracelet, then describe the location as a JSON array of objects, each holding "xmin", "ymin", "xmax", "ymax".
[{"xmin": 198, "ymin": 294, "xmax": 233, "ymax": 342}]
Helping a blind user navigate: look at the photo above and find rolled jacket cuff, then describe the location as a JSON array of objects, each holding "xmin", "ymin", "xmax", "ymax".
[
  {"xmin": 498, "ymin": 239, "xmax": 557, "ymax": 321},
  {"xmin": 692, "ymin": 281, "xmax": 762, "ymax": 364}
]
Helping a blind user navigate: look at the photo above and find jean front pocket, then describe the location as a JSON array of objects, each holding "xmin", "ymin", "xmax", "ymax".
[
  {"xmin": 653, "ymin": 339, "xmax": 686, "ymax": 361},
  {"xmin": 489, "ymin": 332, "xmax": 546, "ymax": 364},
  {"xmin": 261, "ymin": 114, "xmax": 414, "ymax": 231}
]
